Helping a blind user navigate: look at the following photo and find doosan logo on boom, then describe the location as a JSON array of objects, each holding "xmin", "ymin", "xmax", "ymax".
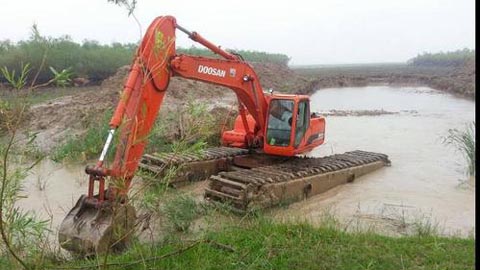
[{"xmin": 197, "ymin": 65, "xmax": 226, "ymax": 78}]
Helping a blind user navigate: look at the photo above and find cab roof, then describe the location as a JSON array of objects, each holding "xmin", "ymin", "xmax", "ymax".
[{"xmin": 265, "ymin": 92, "xmax": 310, "ymax": 100}]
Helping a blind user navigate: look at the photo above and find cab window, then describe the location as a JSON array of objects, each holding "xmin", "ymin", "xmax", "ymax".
[{"xmin": 266, "ymin": 99, "xmax": 293, "ymax": 146}]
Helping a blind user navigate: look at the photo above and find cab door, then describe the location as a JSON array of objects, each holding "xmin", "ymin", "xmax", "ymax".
[{"xmin": 293, "ymin": 99, "xmax": 309, "ymax": 148}]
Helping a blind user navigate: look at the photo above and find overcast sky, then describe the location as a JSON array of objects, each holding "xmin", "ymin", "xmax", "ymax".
[{"xmin": 0, "ymin": 0, "xmax": 475, "ymax": 65}]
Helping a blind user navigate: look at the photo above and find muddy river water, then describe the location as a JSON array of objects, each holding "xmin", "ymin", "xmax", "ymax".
[
  {"xmin": 273, "ymin": 86, "xmax": 475, "ymax": 236},
  {"xmin": 17, "ymin": 86, "xmax": 475, "ymax": 240}
]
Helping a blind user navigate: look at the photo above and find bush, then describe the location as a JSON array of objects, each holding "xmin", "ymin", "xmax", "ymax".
[
  {"xmin": 177, "ymin": 46, "xmax": 290, "ymax": 65},
  {"xmin": 51, "ymin": 110, "xmax": 113, "ymax": 162},
  {"xmin": 442, "ymin": 121, "xmax": 475, "ymax": 177},
  {"xmin": 0, "ymin": 27, "xmax": 291, "ymax": 85},
  {"xmin": 163, "ymin": 194, "xmax": 199, "ymax": 232},
  {"xmin": 0, "ymin": 37, "xmax": 136, "ymax": 84},
  {"xmin": 408, "ymin": 48, "xmax": 475, "ymax": 68},
  {"xmin": 51, "ymin": 98, "xmax": 226, "ymax": 163}
]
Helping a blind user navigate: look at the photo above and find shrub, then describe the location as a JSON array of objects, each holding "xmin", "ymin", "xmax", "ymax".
[
  {"xmin": 51, "ymin": 110, "xmax": 112, "ymax": 162},
  {"xmin": 442, "ymin": 121, "xmax": 475, "ymax": 177},
  {"xmin": 408, "ymin": 48, "xmax": 475, "ymax": 68},
  {"xmin": 163, "ymin": 194, "xmax": 198, "ymax": 232}
]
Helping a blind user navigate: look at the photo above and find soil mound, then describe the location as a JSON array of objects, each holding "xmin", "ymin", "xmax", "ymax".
[{"xmin": 251, "ymin": 62, "xmax": 309, "ymax": 93}]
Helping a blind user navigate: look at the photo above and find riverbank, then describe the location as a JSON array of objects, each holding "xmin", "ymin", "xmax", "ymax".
[
  {"xmin": 39, "ymin": 218, "xmax": 474, "ymax": 270},
  {"xmin": 293, "ymin": 64, "xmax": 475, "ymax": 99}
]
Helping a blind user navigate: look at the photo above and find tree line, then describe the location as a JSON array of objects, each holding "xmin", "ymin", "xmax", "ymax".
[
  {"xmin": 0, "ymin": 28, "xmax": 290, "ymax": 84},
  {"xmin": 177, "ymin": 46, "xmax": 290, "ymax": 66},
  {"xmin": 407, "ymin": 48, "xmax": 475, "ymax": 68}
]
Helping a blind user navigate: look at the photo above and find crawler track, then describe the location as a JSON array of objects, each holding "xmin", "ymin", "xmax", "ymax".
[
  {"xmin": 139, "ymin": 147, "xmax": 249, "ymax": 187},
  {"xmin": 139, "ymin": 147, "xmax": 390, "ymax": 211},
  {"xmin": 204, "ymin": 151, "xmax": 390, "ymax": 212}
]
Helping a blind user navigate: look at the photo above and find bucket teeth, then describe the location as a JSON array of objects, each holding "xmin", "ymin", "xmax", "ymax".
[{"xmin": 58, "ymin": 195, "xmax": 136, "ymax": 257}]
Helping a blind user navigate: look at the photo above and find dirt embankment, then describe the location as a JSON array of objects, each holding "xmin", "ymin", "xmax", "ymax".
[
  {"xmin": 26, "ymin": 63, "xmax": 305, "ymax": 152},
  {"xmin": 250, "ymin": 62, "xmax": 310, "ymax": 92},
  {"xmin": 295, "ymin": 63, "xmax": 475, "ymax": 99}
]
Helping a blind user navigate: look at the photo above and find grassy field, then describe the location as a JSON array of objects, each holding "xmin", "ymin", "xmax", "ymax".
[{"xmin": 44, "ymin": 218, "xmax": 474, "ymax": 270}]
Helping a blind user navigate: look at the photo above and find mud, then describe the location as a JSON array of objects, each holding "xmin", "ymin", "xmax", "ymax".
[{"xmin": 273, "ymin": 86, "xmax": 475, "ymax": 237}]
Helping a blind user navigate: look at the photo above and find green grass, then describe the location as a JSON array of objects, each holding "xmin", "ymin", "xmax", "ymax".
[
  {"xmin": 163, "ymin": 194, "xmax": 200, "ymax": 232},
  {"xmin": 51, "ymin": 109, "xmax": 112, "ymax": 162},
  {"xmin": 443, "ymin": 121, "xmax": 475, "ymax": 177},
  {"xmin": 50, "ymin": 98, "xmax": 225, "ymax": 163},
  {"xmin": 49, "ymin": 107, "xmax": 174, "ymax": 163},
  {"xmin": 45, "ymin": 218, "xmax": 474, "ymax": 270}
]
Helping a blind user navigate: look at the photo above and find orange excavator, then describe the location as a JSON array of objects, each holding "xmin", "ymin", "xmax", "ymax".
[{"xmin": 59, "ymin": 16, "xmax": 390, "ymax": 256}]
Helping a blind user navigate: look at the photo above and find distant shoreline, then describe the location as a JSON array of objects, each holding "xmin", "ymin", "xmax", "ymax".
[{"xmin": 293, "ymin": 64, "xmax": 475, "ymax": 99}]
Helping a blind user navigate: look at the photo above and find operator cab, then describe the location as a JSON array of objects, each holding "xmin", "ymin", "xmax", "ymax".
[
  {"xmin": 266, "ymin": 99, "xmax": 295, "ymax": 146},
  {"xmin": 264, "ymin": 94, "xmax": 325, "ymax": 156}
]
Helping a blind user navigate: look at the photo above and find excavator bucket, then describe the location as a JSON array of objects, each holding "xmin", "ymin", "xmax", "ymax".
[{"xmin": 58, "ymin": 195, "xmax": 136, "ymax": 256}]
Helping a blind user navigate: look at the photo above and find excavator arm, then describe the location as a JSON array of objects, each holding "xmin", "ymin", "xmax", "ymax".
[
  {"xmin": 88, "ymin": 16, "xmax": 271, "ymax": 200},
  {"xmin": 59, "ymin": 15, "xmax": 273, "ymax": 255}
]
